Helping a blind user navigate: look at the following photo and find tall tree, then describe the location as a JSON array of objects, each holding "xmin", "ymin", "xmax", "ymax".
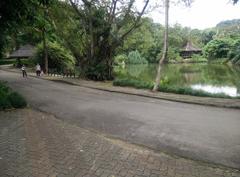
[
  {"xmin": 153, "ymin": 0, "xmax": 169, "ymax": 91},
  {"xmin": 153, "ymin": 0, "xmax": 192, "ymax": 91},
  {"xmin": 68, "ymin": 0, "xmax": 150, "ymax": 80}
]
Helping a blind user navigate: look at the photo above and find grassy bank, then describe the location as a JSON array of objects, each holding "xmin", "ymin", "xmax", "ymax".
[
  {"xmin": 113, "ymin": 78, "xmax": 238, "ymax": 99},
  {"xmin": 0, "ymin": 82, "xmax": 27, "ymax": 110},
  {"xmin": 0, "ymin": 59, "xmax": 17, "ymax": 65},
  {"xmin": 0, "ymin": 58, "xmax": 35, "ymax": 67}
]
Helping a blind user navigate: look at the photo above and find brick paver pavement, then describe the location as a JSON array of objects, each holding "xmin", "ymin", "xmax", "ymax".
[{"xmin": 0, "ymin": 109, "xmax": 239, "ymax": 177}]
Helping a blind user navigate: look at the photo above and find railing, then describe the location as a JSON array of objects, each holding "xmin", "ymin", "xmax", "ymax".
[{"xmin": 47, "ymin": 69, "xmax": 77, "ymax": 78}]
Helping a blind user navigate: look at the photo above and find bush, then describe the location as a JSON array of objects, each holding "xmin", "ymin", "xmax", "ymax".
[
  {"xmin": 8, "ymin": 92, "xmax": 27, "ymax": 108},
  {"xmin": 114, "ymin": 54, "xmax": 128, "ymax": 65},
  {"xmin": 127, "ymin": 50, "xmax": 148, "ymax": 64},
  {"xmin": 203, "ymin": 38, "xmax": 233, "ymax": 60},
  {"xmin": 228, "ymin": 39, "xmax": 240, "ymax": 65},
  {"xmin": 0, "ymin": 82, "xmax": 27, "ymax": 110},
  {"xmin": 0, "ymin": 92, "xmax": 12, "ymax": 110},
  {"xmin": 13, "ymin": 58, "xmax": 36, "ymax": 68},
  {"xmin": 84, "ymin": 62, "xmax": 112, "ymax": 81},
  {"xmin": 34, "ymin": 41, "xmax": 76, "ymax": 72},
  {"xmin": 0, "ymin": 59, "xmax": 16, "ymax": 65},
  {"xmin": 190, "ymin": 54, "xmax": 208, "ymax": 63},
  {"xmin": 113, "ymin": 78, "xmax": 153, "ymax": 89}
]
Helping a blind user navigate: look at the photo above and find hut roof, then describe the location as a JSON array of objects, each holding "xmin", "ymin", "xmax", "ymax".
[
  {"xmin": 8, "ymin": 44, "xmax": 35, "ymax": 58},
  {"xmin": 182, "ymin": 42, "xmax": 202, "ymax": 52}
]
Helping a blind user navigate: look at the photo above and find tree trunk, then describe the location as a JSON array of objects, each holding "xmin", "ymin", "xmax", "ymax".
[
  {"xmin": 43, "ymin": 29, "xmax": 48, "ymax": 74},
  {"xmin": 89, "ymin": 6, "xmax": 94, "ymax": 61},
  {"xmin": 153, "ymin": 0, "xmax": 169, "ymax": 92}
]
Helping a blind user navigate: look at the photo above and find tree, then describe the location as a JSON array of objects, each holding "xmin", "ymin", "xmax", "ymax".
[
  {"xmin": 153, "ymin": 0, "xmax": 169, "ymax": 91},
  {"xmin": 68, "ymin": 0, "xmax": 150, "ymax": 80},
  {"xmin": 203, "ymin": 38, "xmax": 234, "ymax": 60},
  {"xmin": 153, "ymin": 0, "xmax": 192, "ymax": 91},
  {"xmin": 0, "ymin": 0, "xmax": 34, "ymax": 57}
]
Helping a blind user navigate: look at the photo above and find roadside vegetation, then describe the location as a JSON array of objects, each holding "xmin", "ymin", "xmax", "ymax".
[
  {"xmin": 0, "ymin": 82, "xmax": 27, "ymax": 110},
  {"xmin": 113, "ymin": 78, "xmax": 239, "ymax": 99}
]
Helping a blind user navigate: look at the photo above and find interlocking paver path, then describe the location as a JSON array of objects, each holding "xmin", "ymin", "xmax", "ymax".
[{"xmin": 0, "ymin": 109, "xmax": 239, "ymax": 177}]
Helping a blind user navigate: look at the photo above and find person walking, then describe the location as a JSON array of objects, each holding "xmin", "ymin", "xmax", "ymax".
[
  {"xmin": 21, "ymin": 65, "xmax": 27, "ymax": 78},
  {"xmin": 36, "ymin": 63, "xmax": 41, "ymax": 76}
]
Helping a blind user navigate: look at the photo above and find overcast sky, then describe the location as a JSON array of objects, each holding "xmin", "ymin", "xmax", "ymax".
[{"xmin": 147, "ymin": 0, "xmax": 240, "ymax": 29}]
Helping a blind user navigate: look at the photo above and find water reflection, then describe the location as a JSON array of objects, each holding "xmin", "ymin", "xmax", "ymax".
[
  {"xmin": 191, "ymin": 84, "xmax": 240, "ymax": 97},
  {"xmin": 115, "ymin": 63, "xmax": 240, "ymax": 97}
]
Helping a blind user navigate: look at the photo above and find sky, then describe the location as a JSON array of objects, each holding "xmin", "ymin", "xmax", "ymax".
[{"xmin": 147, "ymin": 0, "xmax": 240, "ymax": 29}]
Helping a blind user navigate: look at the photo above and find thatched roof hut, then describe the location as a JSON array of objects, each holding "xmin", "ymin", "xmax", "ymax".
[
  {"xmin": 8, "ymin": 44, "xmax": 35, "ymax": 59},
  {"xmin": 180, "ymin": 42, "xmax": 202, "ymax": 58}
]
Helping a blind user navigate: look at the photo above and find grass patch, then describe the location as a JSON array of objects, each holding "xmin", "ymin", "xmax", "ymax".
[
  {"xmin": 0, "ymin": 59, "xmax": 17, "ymax": 65},
  {"xmin": 113, "ymin": 78, "xmax": 238, "ymax": 99},
  {"xmin": 0, "ymin": 82, "xmax": 27, "ymax": 110},
  {"xmin": 0, "ymin": 58, "xmax": 35, "ymax": 67},
  {"xmin": 113, "ymin": 78, "xmax": 153, "ymax": 89}
]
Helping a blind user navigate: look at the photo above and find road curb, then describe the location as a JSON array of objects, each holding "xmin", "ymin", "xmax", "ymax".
[{"xmin": 47, "ymin": 78, "xmax": 240, "ymax": 109}]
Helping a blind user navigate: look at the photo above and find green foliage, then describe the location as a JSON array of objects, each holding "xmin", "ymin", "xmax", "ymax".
[
  {"xmin": 0, "ymin": 86, "xmax": 12, "ymax": 110},
  {"xmin": 203, "ymin": 39, "xmax": 233, "ymax": 60},
  {"xmin": 228, "ymin": 39, "xmax": 240, "ymax": 65},
  {"xmin": 127, "ymin": 50, "xmax": 148, "ymax": 64},
  {"xmin": 0, "ymin": 82, "xmax": 27, "ymax": 110},
  {"xmin": 84, "ymin": 62, "xmax": 111, "ymax": 81},
  {"xmin": 0, "ymin": 59, "xmax": 16, "ymax": 65},
  {"xmin": 167, "ymin": 48, "xmax": 182, "ymax": 62},
  {"xmin": 34, "ymin": 41, "xmax": 75, "ymax": 72},
  {"xmin": 8, "ymin": 92, "xmax": 27, "ymax": 108},
  {"xmin": 114, "ymin": 54, "xmax": 128, "ymax": 65},
  {"xmin": 113, "ymin": 78, "xmax": 153, "ymax": 89},
  {"xmin": 190, "ymin": 54, "xmax": 208, "ymax": 62}
]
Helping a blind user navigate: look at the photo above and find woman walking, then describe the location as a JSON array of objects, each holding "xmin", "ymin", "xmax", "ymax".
[{"xmin": 36, "ymin": 63, "xmax": 41, "ymax": 76}]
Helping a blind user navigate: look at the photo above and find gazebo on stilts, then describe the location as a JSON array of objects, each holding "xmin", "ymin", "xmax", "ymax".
[{"xmin": 180, "ymin": 41, "xmax": 202, "ymax": 58}]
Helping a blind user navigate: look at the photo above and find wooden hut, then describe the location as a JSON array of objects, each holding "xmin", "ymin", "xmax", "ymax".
[
  {"xmin": 8, "ymin": 44, "xmax": 35, "ymax": 67},
  {"xmin": 180, "ymin": 42, "xmax": 202, "ymax": 58},
  {"xmin": 8, "ymin": 44, "xmax": 35, "ymax": 59}
]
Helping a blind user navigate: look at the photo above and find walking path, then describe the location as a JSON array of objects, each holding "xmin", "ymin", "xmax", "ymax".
[
  {"xmin": 0, "ymin": 109, "xmax": 239, "ymax": 177},
  {"xmin": 1, "ymin": 65, "xmax": 240, "ymax": 109}
]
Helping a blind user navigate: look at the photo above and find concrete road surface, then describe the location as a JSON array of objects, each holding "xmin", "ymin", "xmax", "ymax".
[{"xmin": 0, "ymin": 70, "xmax": 240, "ymax": 169}]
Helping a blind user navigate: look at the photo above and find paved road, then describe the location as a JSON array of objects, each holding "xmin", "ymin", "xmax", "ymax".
[{"xmin": 1, "ymin": 70, "xmax": 240, "ymax": 169}]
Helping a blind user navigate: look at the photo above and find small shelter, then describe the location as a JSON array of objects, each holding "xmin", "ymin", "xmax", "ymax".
[
  {"xmin": 8, "ymin": 44, "xmax": 35, "ymax": 67},
  {"xmin": 8, "ymin": 44, "xmax": 35, "ymax": 59},
  {"xmin": 180, "ymin": 42, "xmax": 202, "ymax": 58}
]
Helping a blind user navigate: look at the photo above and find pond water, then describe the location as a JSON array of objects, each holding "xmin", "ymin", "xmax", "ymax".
[{"xmin": 115, "ymin": 63, "xmax": 240, "ymax": 97}]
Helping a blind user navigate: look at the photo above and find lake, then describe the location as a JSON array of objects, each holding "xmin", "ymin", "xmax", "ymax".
[{"xmin": 115, "ymin": 63, "xmax": 240, "ymax": 97}]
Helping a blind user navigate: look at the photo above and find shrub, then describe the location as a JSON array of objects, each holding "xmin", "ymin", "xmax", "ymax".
[
  {"xmin": 84, "ymin": 62, "xmax": 112, "ymax": 81},
  {"xmin": 228, "ymin": 39, "xmax": 240, "ymax": 65},
  {"xmin": 8, "ymin": 92, "xmax": 27, "ymax": 108},
  {"xmin": 127, "ymin": 50, "xmax": 148, "ymax": 64},
  {"xmin": 157, "ymin": 47, "xmax": 182, "ymax": 63},
  {"xmin": 13, "ymin": 58, "xmax": 36, "ymax": 68},
  {"xmin": 113, "ymin": 78, "xmax": 153, "ymax": 89},
  {"xmin": 0, "ymin": 59, "xmax": 16, "ymax": 65},
  {"xmin": 114, "ymin": 54, "xmax": 128, "ymax": 65},
  {"xmin": 191, "ymin": 54, "xmax": 208, "ymax": 62},
  {"xmin": 203, "ymin": 38, "xmax": 233, "ymax": 60},
  {"xmin": 34, "ymin": 41, "xmax": 76, "ymax": 72},
  {"xmin": 0, "ymin": 92, "xmax": 12, "ymax": 110},
  {"xmin": 0, "ymin": 82, "xmax": 27, "ymax": 110}
]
